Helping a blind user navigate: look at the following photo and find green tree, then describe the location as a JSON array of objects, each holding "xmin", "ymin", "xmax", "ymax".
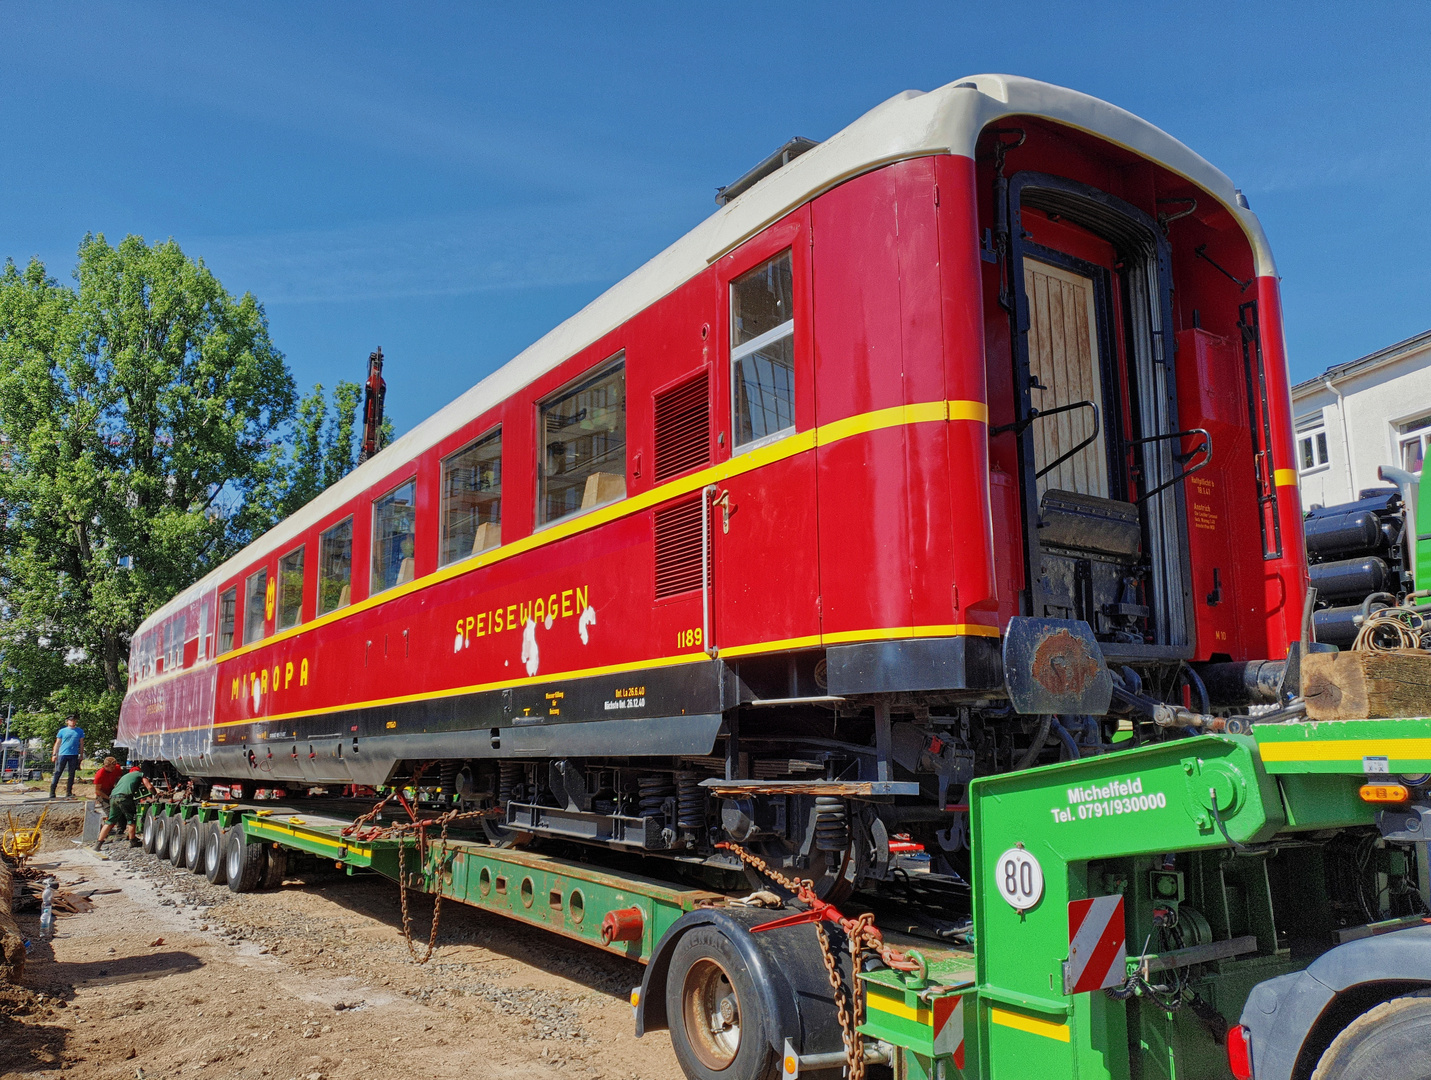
[
  {"xmin": 0, "ymin": 235, "xmax": 294, "ymax": 748},
  {"xmin": 280, "ymin": 380, "xmax": 363, "ymax": 516}
]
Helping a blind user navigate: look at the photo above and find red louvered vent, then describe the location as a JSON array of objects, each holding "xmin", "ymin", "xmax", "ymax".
[
  {"xmin": 654, "ymin": 498, "xmax": 706, "ymax": 599},
  {"xmin": 653, "ymin": 372, "xmax": 711, "ymax": 483}
]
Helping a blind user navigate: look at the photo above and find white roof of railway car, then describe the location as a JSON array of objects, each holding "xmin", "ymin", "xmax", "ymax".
[{"xmin": 137, "ymin": 73, "xmax": 1275, "ymax": 636}]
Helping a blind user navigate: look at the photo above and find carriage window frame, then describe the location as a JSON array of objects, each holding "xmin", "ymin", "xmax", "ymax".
[
  {"xmin": 371, "ymin": 477, "xmax": 419, "ymax": 595},
  {"xmin": 276, "ymin": 545, "xmax": 305, "ymax": 631},
  {"xmin": 242, "ymin": 568, "xmax": 268, "ymax": 646},
  {"xmin": 440, "ymin": 426, "xmax": 503, "ymax": 565},
  {"xmin": 730, "ymin": 249, "xmax": 797, "ymax": 454},
  {"xmin": 537, "ymin": 356, "xmax": 627, "ymax": 528},
  {"xmin": 317, "ymin": 516, "xmax": 354, "ymax": 616},
  {"xmin": 218, "ymin": 586, "xmax": 237, "ymax": 654}
]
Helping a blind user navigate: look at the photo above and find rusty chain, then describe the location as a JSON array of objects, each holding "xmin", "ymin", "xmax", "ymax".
[
  {"xmin": 718, "ymin": 841, "xmax": 917, "ymax": 1078},
  {"xmin": 814, "ymin": 922, "xmax": 862, "ymax": 1080},
  {"xmin": 352, "ymin": 764, "xmax": 508, "ymax": 963}
]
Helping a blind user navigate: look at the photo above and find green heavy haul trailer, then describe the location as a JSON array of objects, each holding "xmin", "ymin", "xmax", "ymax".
[{"xmin": 133, "ymin": 715, "xmax": 1431, "ymax": 1080}]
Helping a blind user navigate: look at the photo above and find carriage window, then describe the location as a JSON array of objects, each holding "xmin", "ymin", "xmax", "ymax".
[
  {"xmin": 199, "ymin": 592, "xmax": 214, "ymax": 660},
  {"xmin": 441, "ymin": 428, "xmax": 502, "ymax": 564},
  {"xmin": 218, "ymin": 587, "xmax": 236, "ymax": 653},
  {"xmin": 372, "ymin": 479, "xmax": 418, "ymax": 593},
  {"xmin": 317, "ymin": 518, "xmax": 353, "ymax": 615},
  {"xmin": 242, "ymin": 568, "xmax": 268, "ymax": 645},
  {"xmin": 731, "ymin": 250, "xmax": 795, "ymax": 449},
  {"xmin": 539, "ymin": 358, "xmax": 626, "ymax": 525},
  {"xmin": 277, "ymin": 546, "xmax": 305, "ymax": 630}
]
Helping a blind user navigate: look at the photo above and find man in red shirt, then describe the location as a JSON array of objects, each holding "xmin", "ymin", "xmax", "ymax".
[{"xmin": 93, "ymin": 756, "xmax": 123, "ymax": 811}]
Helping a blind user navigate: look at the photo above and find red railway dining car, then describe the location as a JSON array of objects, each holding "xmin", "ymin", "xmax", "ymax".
[{"xmin": 118, "ymin": 74, "xmax": 1307, "ymax": 897}]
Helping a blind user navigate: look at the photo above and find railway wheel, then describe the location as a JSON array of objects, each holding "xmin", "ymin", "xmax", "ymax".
[
  {"xmin": 666, "ymin": 927, "xmax": 778, "ymax": 1080},
  {"xmin": 203, "ymin": 824, "xmax": 229, "ymax": 885},
  {"xmin": 1312, "ymin": 990, "xmax": 1431, "ymax": 1080},
  {"xmin": 224, "ymin": 828, "xmax": 265, "ymax": 893},
  {"xmin": 184, "ymin": 818, "xmax": 206, "ymax": 873},
  {"xmin": 140, "ymin": 810, "xmax": 160, "ymax": 854},
  {"xmin": 169, "ymin": 817, "xmax": 191, "ymax": 867},
  {"xmin": 260, "ymin": 843, "xmax": 287, "ymax": 889}
]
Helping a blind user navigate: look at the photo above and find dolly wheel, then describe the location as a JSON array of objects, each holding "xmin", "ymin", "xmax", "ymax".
[
  {"xmin": 225, "ymin": 828, "xmax": 266, "ymax": 893},
  {"xmin": 168, "ymin": 818, "xmax": 188, "ymax": 869},
  {"xmin": 260, "ymin": 843, "xmax": 287, "ymax": 889},
  {"xmin": 140, "ymin": 810, "xmax": 160, "ymax": 854},
  {"xmin": 203, "ymin": 824, "xmax": 229, "ymax": 885},
  {"xmin": 185, "ymin": 819, "xmax": 206, "ymax": 873},
  {"xmin": 158, "ymin": 818, "xmax": 178, "ymax": 864},
  {"xmin": 1312, "ymin": 990, "xmax": 1431, "ymax": 1080},
  {"xmin": 666, "ymin": 928, "xmax": 778, "ymax": 1080}
]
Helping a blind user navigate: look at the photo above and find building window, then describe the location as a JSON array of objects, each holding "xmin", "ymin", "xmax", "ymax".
[
  {"xmin": 317, "ymin": 518, "xmax": 353, "ymax": 615},
  {"xmin": 277, "ymin": 546, "xmax": 304, "ymax": 630},
  {"xmin": 372, "ymin": 478, "xmax": 418, "ymax": 593},
  {"xmin": 539, "ymin": 358, "xmax": 626, "ymax": 525},
  {"xmin": 243, "ymin": 568, "xmax": 268, "ymax": 645},
  {"xmin": 731, "ymin": 250, "xmax": 795, "ymax": 449},
  {"xmin": 1397, "ymin": 412, "xmax": 1431, "ymax": 474},
  {"xmin": 218, "ymin": 587, "xmax": 236, "ymax": 654},
  {"xmin": 1295, "ymin": 411, "xmax": 1330, "ymax": 474},
  {"xmin": 441, "ymin": 428, "xmax": 502, "ymax": 564}
]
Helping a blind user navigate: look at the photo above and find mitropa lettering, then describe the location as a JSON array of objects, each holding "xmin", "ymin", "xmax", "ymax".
[
  {"xmin": 231, "ymin": 657, "xmax": 311, "ymax": 707},
  {"xmin": 1067, "ymin": 777, "xmax": 1144, "ymax": 803}
]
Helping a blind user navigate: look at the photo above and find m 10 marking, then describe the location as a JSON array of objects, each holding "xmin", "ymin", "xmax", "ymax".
[{"xmin": 1049, "ymin": 775, "xmax": 1168, "ymax": 824}]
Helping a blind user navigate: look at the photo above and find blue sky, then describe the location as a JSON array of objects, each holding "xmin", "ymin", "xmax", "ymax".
[{"xmin": 2, "ymin": 3, "xmax": 1428, "ymax": 435}]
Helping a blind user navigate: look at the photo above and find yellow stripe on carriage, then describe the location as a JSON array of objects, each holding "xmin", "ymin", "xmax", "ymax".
[{"xmin": 202, "ymin": 399, "xmax": 991, "ymax": 668}]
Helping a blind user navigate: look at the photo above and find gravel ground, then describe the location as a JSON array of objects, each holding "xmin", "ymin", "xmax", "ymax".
[{"xmin": 1, "ymin": 825, "xmax": 681, "ymax": 1080}]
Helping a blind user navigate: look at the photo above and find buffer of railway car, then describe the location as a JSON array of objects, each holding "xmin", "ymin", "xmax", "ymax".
[{"xmin": 129, "ymin": 714, "xmax": 1431, "ymax": 1080}]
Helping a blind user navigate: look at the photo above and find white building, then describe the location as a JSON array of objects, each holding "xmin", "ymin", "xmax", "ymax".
[{"xmin": 1290, "ymin": 329, "xmax": 1431, "ymax": 509}]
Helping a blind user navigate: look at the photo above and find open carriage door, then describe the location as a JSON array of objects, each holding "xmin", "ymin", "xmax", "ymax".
[{"xmin": 1004, "ymin": 172, "xmax": 1197, "ymax": 663}]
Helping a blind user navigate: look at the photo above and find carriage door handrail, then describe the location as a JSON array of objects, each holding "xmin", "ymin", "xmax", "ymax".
[
  {"xmin": 1127, "ymin": 428, "xmax": 1213, "ymax": 503},
  {"xmin": 992, "ymin": 399, "xmax": 1102, "ymax": 480},
  {"xmin": 702, "ymin": 484, "xmax": 718, "ymax": 658}
]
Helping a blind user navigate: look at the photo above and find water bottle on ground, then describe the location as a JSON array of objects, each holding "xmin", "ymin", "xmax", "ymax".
[{"xmin": 39, "ymin": 878, "xmax": 55, "ymax": 937}]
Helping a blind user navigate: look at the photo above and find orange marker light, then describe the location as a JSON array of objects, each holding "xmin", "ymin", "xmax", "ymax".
[
  {"xmin": 1359, "ymin": 783, "xmax": 1410, "ymax": 804},
  {"xmin": 629, "ymin": 988, "xmax": 640, "ymax": 1008}
]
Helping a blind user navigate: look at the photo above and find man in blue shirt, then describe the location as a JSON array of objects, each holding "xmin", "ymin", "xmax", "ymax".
[{"xmin": 50, "ymin": 716, "xmax": 85, "ymax": 798}]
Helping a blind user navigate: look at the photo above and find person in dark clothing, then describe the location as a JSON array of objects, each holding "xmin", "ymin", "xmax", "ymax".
[
  {"xmin": 50, "ymin": 716, "xmax": 85, "ymax": 798},
  {"xmin": 94, "ymin": 768, "xmax": 154, "ymax": 849}
]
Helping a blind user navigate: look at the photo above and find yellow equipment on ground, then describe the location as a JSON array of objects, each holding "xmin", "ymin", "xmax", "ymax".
[{"xmin": 2, "ymin": 806, "xmax": 47, "ymax": 862}]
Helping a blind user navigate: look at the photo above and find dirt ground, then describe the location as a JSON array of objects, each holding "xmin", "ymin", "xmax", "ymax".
[{"xmin": 1, "ymin": 791, "xmax": 682, "ymax": 1080}]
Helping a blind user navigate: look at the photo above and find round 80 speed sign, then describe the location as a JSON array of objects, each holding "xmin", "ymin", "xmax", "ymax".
[{"xmin": 994, "ymin": 846, "xmax": 1044, "ymax": 911}]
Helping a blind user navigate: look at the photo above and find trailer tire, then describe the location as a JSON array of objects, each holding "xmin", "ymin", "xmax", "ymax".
[
  {"xmin": 203, "ymin": 824, "xmax": 229, "ymax": 885},
  {"xmin": 666, "ymin": 926, "xmax": 779, "ymax": 1080},
  {"xmin": 170, "ymin": 817, "xmax": 191, "ymax": 868},
  {"xmin": 164, "ymin": 815, "xmax": 185, "ymax": 864},
  {"xmin": 153, "ymin": 813, "xmax": 172, "ymax": 859},
  {"xmin": 1311, "ymin": 990, "xmax": 1431, "ymax": 1080},
  {"xmin": 225, "ymin": 828, "xmax": 265, "ymax": 893},
  {"xmin": 140, "ymin": 810, "xmax": 160, "ymax": 854},
  {"xmin": 184, "ymin": 818, "xmax": 206, "ymax": 873},
  {"xmin": 261, "ymin": 843, "xmax": 287, "ymax": 889}
]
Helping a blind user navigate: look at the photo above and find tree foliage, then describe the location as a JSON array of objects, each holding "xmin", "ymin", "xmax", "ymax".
[
  {"xmin": 0, "ymin": 235, "xmax": 295, "ymax": 747},
  {"xmin": 282, "ymin": 380, "xmax": 364, "ymax": 517}
]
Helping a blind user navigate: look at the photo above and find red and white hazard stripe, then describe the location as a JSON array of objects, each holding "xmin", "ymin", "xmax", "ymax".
[
  {"xmin": 932, "ymin": 994, "xmax": 966, "ymax": 1069},
  {"xmin": 1065, "ymin": 894, "xmax": 1127, "ymax": 994}
]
